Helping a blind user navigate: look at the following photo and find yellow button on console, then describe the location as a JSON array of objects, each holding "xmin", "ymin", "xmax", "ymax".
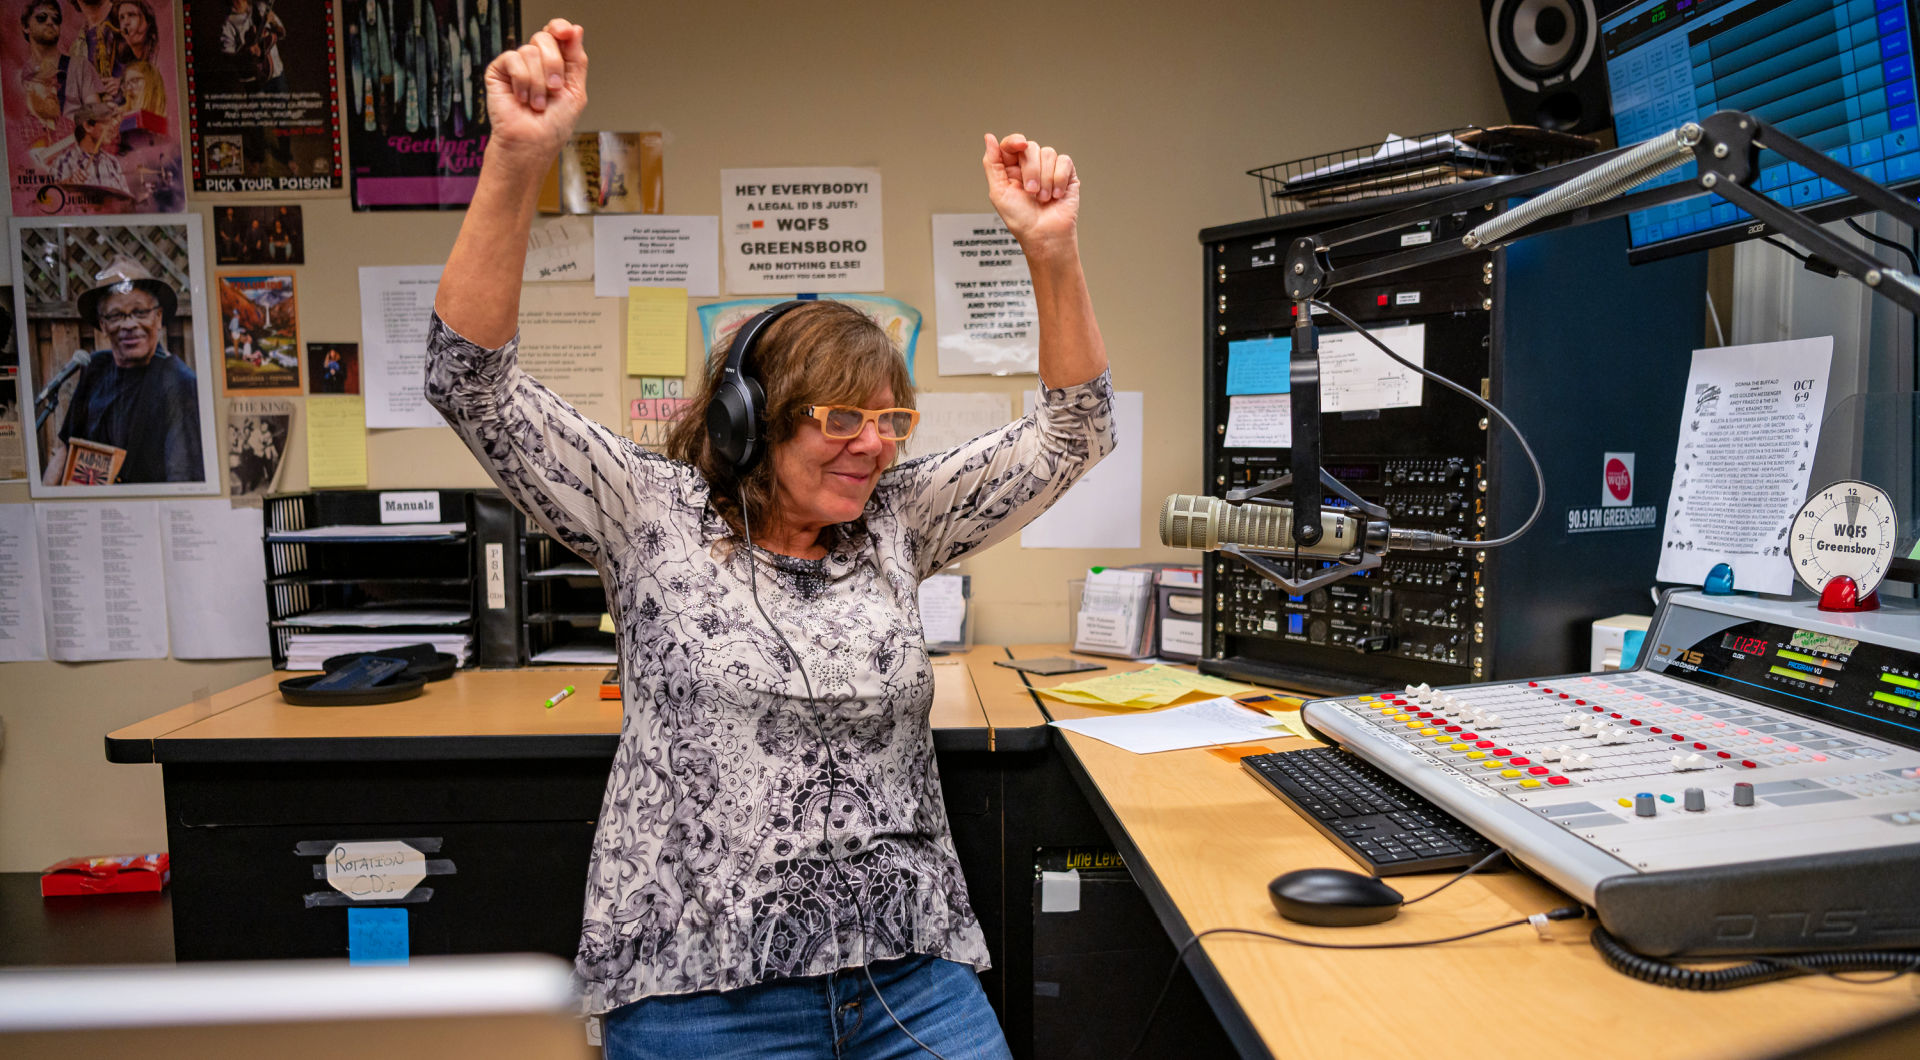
[
  {"xmin": 1466, "ymin": 751, "xmax": 1487, "ymax": 760},
  {"xmin": 1501, "ymin": 769, "xmax": 1522, "ymax": 778},
  {"xmin": 1393, "ymin": 713, "xmax": 1411, "ymax": 722},
  {"xmin": 1519, "ymin": 779, "xmax": 1542, "ymax": 789},
  {"xmin": 1420, "ymin": 727, "xmax": 1439, "ymax": 736},
  {"xmin": 1481, "ymin": 761, "xmax": 1503, "ymax": 770},
  {"xmin": 1617, "ymin": 798, "xmax": 1633, "ymax": 808},
  {"xmin": 1433, "ymin": 735, "xmax": 1452, "ymax": 744},
  {"xmin": 1450, "ymin": 743, "xmax": 1469, "ymax": 752},
  {"xmin": 1358, "ymin": 696, "xmax": 1374, "ymax": 703}
]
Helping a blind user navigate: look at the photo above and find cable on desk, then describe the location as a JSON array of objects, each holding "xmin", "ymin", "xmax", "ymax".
[
  {"xmin": 1589, "ymin": 927, "xmax": 1920, "ymax": 991},
  {"xmin": 1124, "ymin": 908, "xmax": 1586, "ymax": 1060}
]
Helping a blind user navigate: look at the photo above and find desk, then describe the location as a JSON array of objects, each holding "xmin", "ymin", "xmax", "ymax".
[
  {"xmin": 980, "ymin": 645, "xmax": 1920, "ymax": 1060},
  {"xmin": 104, "ymin": 651, "xmax": 1100, "ymax": 1054}
]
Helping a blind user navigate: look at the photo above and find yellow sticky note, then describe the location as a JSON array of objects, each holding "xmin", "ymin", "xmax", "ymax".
[
  {"xmin": 626, "ymin": 286, "xmax": 688, "ymax": 376},
  {"xmin": 306, "ymin": 395, "xmax": 367, "ymax": 487},
  {"xmin": 1265, "ymin": 708, "xmax": 1315, "ymax": 741}
]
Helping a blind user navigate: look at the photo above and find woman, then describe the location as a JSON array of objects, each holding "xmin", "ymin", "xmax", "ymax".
[
  {"xmin": 113, "ymin": 0, "xmax": 166, "ymax": 119},
  {"xmin": 428, "ymin": 19, "xmax": 1111, "ymax": 1059}
]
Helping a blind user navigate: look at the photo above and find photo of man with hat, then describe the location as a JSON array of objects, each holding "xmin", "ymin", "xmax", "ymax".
[{"xmin": 39, "ymin": 256, "xmax": 203, "ymax": 484}]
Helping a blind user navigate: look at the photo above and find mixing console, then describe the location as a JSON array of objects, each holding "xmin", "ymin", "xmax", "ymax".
[{"xmin": 1299, "ymin": 590, "xmax": 1920, "ymax": 955}]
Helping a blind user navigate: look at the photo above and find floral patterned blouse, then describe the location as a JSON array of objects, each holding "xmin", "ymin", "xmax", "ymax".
[{"xmin": 424, "ymin": 316, "xmax": 1116, "ymax": 1012}]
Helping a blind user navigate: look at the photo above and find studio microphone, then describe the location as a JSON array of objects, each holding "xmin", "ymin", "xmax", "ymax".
[{"xmin": 1159, "ymin": 494, "xmax": 1462, "ymax": 557}]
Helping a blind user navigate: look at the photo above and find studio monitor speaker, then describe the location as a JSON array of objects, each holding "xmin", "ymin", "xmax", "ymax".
[{"xmin": 1483, "ymin": 0, "xmax": 1612, "ymax": 134}]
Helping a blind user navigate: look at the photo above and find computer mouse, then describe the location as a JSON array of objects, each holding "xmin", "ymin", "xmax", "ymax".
[{"xmin": 1268, "ymin": 867, "xmax": 1404, "ymax": 927}]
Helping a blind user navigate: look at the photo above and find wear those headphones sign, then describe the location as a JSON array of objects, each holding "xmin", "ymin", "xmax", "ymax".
[{"xmin": 720, "ymin": 167, "xmax": 883, "ymax": 294}]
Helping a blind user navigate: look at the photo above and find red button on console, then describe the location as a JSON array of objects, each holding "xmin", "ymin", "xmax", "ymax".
[
  {"xmin": 1509, "ymin": 757, "xmax": 1529, "ymax": 766},
  {"xmin": 1528, "ymin": 766, "xmax": 1549, "ymax": 775},
  {"xmin": 1717, "ymin": 751, "xmax": 1732, "ymax": 759},
  {"xmin": 1475, "ymin": 740, "xmax": 1495, "ymax": 748},
  {"xmin": 1547, "ymin": 776, "xmax": 1571, "ymax": 786}
]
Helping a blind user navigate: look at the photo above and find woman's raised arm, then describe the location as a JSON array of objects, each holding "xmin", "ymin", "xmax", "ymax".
[{"xmin": 434, "ymin": 18, "xmax": 589, "ymax": 346}]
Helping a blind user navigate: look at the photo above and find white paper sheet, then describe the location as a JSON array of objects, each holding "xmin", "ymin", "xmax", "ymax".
[
  {"xmin": 932, "ymin": 213, "xmax": 1038, "ymax": 376},
  {"xmin": 358, "ymin": 265, "xmax": 448, "ymax": 428},
  {"xmin": 0, "ymin": 505, "xmax": 48, "ymax": 662},
  {"xmin": 721, "ymin": 167, "xmax": 884, "ymax": 294},
  {"xmin": 1050, "ymin": 696, "xmax": 1288, "ymax": 754},
  {"xmin": 524, "ymin": 216, "xmax": 595, "ymax": 284},
  {"xmin": 1021, "ymin": 391, "xmax": 1143, "ymax": 549},
  {"xmin": 35, "ymin": 501, "xmax": 168, "ymax": 661},
  {"xmin": 917, "ymin": 573, "xmax": 968, "ymax": 645},
  {"xmin": 592, "ymin": 216, "xmax": 720, "ymax": 298},
  {"xmin": 1657, "ymin": 338, "xmax": 1833, "ymax": 595},
  {"xmin": 160, "ymin": 500, "xmax": 269, "ymax": 659},
  {"xmin": 1321, "ymin": 322, "xmax": 1425, "ymax": 413},
  {"xmin": 1224, "ymin": 394, "xmax": 1292, "ymax": 448},
  {"xmin": 293, "ymin": 608, "xmax": 471, "ymax": 627},
  {"xmin": 899, "ymin": 392, "xmax": 1010, "ymax": 461},
  {"xmin": 516, "ymin": 284, "xmax": 624, "ymax": 427}
]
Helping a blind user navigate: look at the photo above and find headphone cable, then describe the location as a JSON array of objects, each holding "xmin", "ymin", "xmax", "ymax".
[{"xmin": 739, "ymin": 487, "xmax": 951, "ymax": 1060}]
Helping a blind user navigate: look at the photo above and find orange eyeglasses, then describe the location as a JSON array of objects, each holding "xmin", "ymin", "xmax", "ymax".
[{"xmin": 800, "ymin": 404, "xmax": 920, "ymax": 441}]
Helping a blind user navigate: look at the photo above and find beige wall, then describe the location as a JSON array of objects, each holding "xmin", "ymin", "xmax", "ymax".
[{"xmin": 0, "ymin": 0, "xmax": 1506, "ymax": 871}]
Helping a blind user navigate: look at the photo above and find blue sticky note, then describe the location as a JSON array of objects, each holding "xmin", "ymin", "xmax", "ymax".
[
  {"xmin": 1225, "ymin": 337, "xmax": 1291, "ymax": 395},
  {"xmin": 347, "ymin": 907, "xmax": 409, "ymax": 965}
]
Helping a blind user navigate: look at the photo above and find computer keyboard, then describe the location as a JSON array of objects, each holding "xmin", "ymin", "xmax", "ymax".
[{"xmin": 1241, "ymin": 747, "xmax": 1498, "ymax": 876}]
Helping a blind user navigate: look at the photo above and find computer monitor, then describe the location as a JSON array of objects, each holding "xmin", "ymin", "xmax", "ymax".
[{"xmin": 1602, "ymin": 0, "xmax": 1920, "ymax": 262}]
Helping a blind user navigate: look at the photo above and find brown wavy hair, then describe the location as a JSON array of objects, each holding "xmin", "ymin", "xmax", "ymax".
[{"xmin": 667, "ymin": 301, "xmax": 915, "ymax": 540}]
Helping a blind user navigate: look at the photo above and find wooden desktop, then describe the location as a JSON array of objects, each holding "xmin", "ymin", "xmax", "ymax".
[
  {"xmin": 983, "ymin": 645, "xmax": 1920, "ymax": 1059},
  {"xmin": 105, "ymin": 650, "xmax": 1920, "ymax": 1058}
]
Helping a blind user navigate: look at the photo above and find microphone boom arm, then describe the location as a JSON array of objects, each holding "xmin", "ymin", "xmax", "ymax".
[{"xmin": 1261, "ymin": 108, "xmax": 1920, "ymax": 584}]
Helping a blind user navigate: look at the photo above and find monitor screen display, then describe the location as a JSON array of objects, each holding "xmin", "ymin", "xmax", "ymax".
[{"xmin": 1602, "ymin": 0, "xmax": 1920, "ymax": 260}]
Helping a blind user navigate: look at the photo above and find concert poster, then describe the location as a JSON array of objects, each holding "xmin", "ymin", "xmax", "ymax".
[
  {"xmin": 217, "ymin": 272, "xmax": 301, "ymax": 394},
  {"xmin": 213, "ymin": 203, "xmax": 304, "ymax": 264},
  {"xmin": 344, "ymin": 0, "xmax": 520, "ymax": 210},
  {"xmin": 183, "ymin": 0, "xmax": 344, "ymax": 193},
  {"xmin": 12, "ymin": 214, "xmax": 220, "ymax": 498},
  {"xmin": 2, "ymin": 0, "xmax": 187, "ymax": 216},
  {"xmin": 306, "ymin": 341, "xmax": 359, "ymax": 394}
]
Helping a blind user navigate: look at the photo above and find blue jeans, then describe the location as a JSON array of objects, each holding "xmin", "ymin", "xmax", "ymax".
[{"xmin": 602, "ymin": 954, "xmax": 1013, "ymax": 1060}]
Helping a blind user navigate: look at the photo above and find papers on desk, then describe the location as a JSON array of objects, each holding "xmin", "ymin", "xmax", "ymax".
[
  {"xmin": 1035, "ymin": 665, "xmax": 1257, "ymax": 710},
  {"xmin": 283, "ymin": 632, "xmax": 471, "ymax": 670},
  {"xmin": 1051, "ymin": 696, "xmax": 1293, "ymax": 754}
]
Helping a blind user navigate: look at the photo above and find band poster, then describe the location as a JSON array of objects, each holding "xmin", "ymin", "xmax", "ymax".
[
  {"xmin": 183, "ymin": 0, "xmax": 344, "ymax": 193},
  {"xmin": 3, "ymin": 0, "xmax": 187, "ymax": 216},
  {"xmin": 11, "ymin": 214, "xmax": 220, "ymax": 498},
  {"xmin": 344, "ymin": 0, "xmax": 520, "ymax": 210}
]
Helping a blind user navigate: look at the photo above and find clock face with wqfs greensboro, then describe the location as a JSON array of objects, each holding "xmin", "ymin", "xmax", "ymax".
[{"xmin": 1787, "ymin": 480, "xmax": 1898, "ymax": 602}]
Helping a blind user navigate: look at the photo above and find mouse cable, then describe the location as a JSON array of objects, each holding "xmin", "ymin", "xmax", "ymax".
[
  {"xmin": 1123, "ymin": 908, "xmax": 1585, "ymax": 1060},
  {"xmin": 1398, "ymin": 846, "xmax": 1508, "ymax": 906},
  {"xmin": 1310, "ymin": 300, "xmax": 1544, "ymax": 550},
  {"xmin": 1590, "ymin": 927, "xmax": 1920, "ymax": 991},
  {"xmin": 739, "ymin": 489, "xmax": 951, "ymax": 1060}
]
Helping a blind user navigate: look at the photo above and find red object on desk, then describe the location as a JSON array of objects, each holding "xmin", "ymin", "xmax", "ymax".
[{"xmin": 40, "ymin": 853, "xmax": 170, "ymax": 897}]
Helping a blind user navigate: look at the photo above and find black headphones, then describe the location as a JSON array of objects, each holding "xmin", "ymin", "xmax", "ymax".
[{"xmin": 706, "ymin": 300, "xmax": 808, "ymax": 472}]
